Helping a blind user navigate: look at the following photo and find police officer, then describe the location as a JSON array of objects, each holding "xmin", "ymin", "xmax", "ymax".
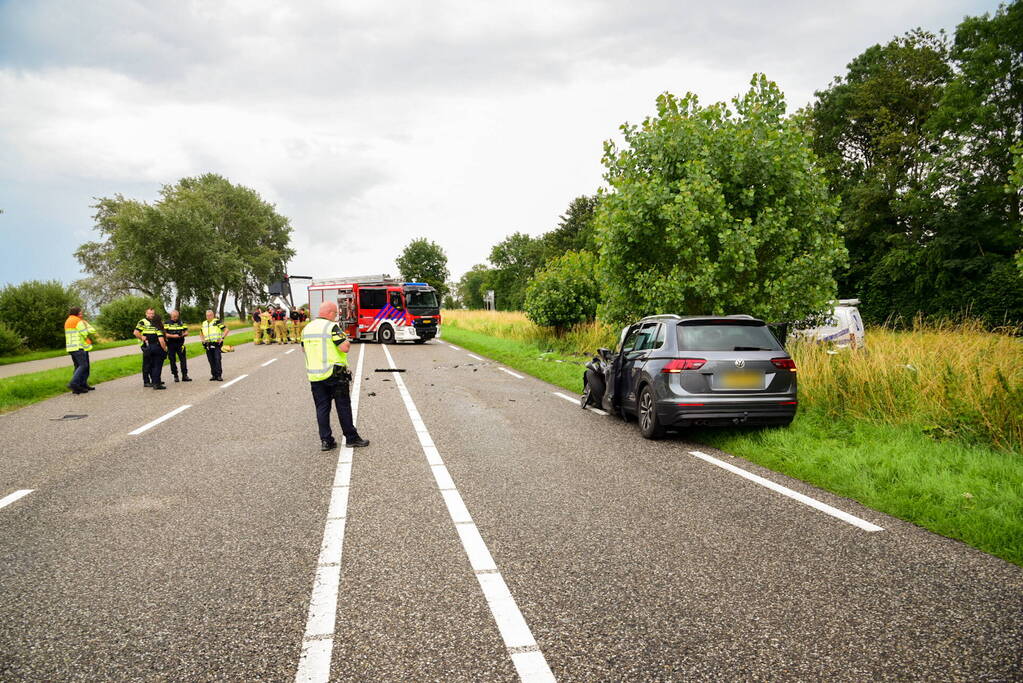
[
  {"xmin": 199, "ymin": 310, "xmax": 228, "ymax": 381},
  {"xmin": 164, "ymin": 310, "xmax": 191, "ymax": 382},
  {"xmin": 134, "ymin": 308, "xmax": 168, "ymax": 389},
  {"xmin": 64, "ymin": 306, "xmax": 97, "ymax": 394},
  {"xmin": 302, "ymin": 301, "xmax": 369, "ymax": 451}
]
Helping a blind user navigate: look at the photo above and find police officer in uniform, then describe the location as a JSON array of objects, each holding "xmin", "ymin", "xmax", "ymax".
[
  {"xmin": 134, "ymin": 308, "xmax": 168, "ymax": 389},
  {"xmin": 164, "ymin": 310, "xmax": 191, "ymax": 382},
  {"xmin": 200, "ymin": 310, "xmax": 228, "ymax": 381},
  {"xmin": 302, "ymin": 301, "xmax": 369, "ymax": 451},
  {"xmin": 64, "ymin": 306, "xmax": 97, "ymax": 394}
]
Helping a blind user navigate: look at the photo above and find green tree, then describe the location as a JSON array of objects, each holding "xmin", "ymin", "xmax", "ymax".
[
  {"xmin": 596, "ymin": 75, "xmax": 846, "ymax": 324},
  {"xmin": 395, "ymin": 238, "xmax": 450, "ymax": 297},
  {"xmin": 540, "ymin": 195, "xmax": 600, "ymax": 261},
  {"xmin": 524, "ymin": 251, "xmax": 600, "ymax": 330},
  {"xmin": 488, "ymin": 232, "xmax": 545, "ymax": 310},
  {"xmin": 0, "ymin": 280, "xmax": 83, "ymax": 349},
  {"xmin": 456, "ymin": 264, "xmax": 493, "ymax": 309},
  {"xmin": 76, "ymin": 174, "xmax": 294, "ymax": 319},
  {"xmin": 97, "ymin": 295, "xmax": 166, "ymax": 340}
]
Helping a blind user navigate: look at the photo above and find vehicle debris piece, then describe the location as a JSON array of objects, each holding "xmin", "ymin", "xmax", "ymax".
[
  {"xmin": 374, "ymin": 368, "xmax": 406, "ymax": 373},
  {"xmin": 50, "ymin": 414, "xmax": 88, "ymax": 421}
]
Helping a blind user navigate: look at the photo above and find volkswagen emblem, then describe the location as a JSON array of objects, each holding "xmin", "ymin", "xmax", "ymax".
[{"xmin": 734, "ymin": 359, "xmax": 746, "ymax": 368}]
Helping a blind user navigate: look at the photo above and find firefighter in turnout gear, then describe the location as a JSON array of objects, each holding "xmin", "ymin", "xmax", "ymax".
[
  {"xmin": 302, "ymin": 301, "xmax": 369, "ymax": 451},
  {"xmin": 272, "ymin": 306, "xmax": 288, "ymax": 344},
  {"xmin": 164, "ymin": 310, "xmax": 191, "ymax": 382},
  {"xmin": 200, "ymin": 310, "xmax": 228, "ymax": 381},
  {"xmin": 134, "ymin": 308, "xmax": 168, "ymax": 389},
  {"xmin": 64, "ymin": 306, "xmax": 97, "ymax": 394},
  {"xmin": 252, "ymin": 308, "xmax": 265, "ymax": 345}
]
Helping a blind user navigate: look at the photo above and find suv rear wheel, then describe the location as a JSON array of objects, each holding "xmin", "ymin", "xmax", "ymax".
[{"xmin": 638, "ymin": 386, "xmax": 665, "ymax": 439}]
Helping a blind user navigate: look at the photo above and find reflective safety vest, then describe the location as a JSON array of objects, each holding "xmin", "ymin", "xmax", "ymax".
[
  {"xmin": 165, "ymin": 320, "xmax": 188, "ymax": 341},
  {"xmin": 201, "ymin": 318, "xmax": 226, "ymax": 342},
  {"xmin": 64, "ymin": 316, "xmax": 96, "ymax": 352},
  {"xmin": 302, "ymin": 318, "xmax": 348, "ymax": 382}
]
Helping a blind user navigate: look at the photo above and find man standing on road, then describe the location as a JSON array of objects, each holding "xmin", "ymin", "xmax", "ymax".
[
  {"xmin": 64, "ymin": 306, "xmax": 97, "ymax": 394},
  {"xmin": 134, "ymin": 308, "xmax": 168, "ymax": 390},
  {"xmin": 199, "ymin": 310, "xmax": 228, "ymax": 381},
  {"xmin": 302, "ymin": 301, "xmax": 369, "ymax": 451},
  {"xmin": 252, "ymin": 307, "xmax": 264, "ymax": 345},
  {"xmin": 164, "ymin": 310, "xmax": 191, "ymax": 383},
  {"xmin": 273, "ymin": 306, "xmax": 288, "ymax": 345}
]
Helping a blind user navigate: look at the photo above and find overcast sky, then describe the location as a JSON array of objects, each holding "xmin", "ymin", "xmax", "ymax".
[{"xmin": 0, "ymin": 0, "xmax": 999, "ymax": 291}]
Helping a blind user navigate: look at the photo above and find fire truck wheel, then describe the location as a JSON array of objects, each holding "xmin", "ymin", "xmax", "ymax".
[{"xmin": 379, "ymin": 324, "xmax": 396, "ymax": 344}]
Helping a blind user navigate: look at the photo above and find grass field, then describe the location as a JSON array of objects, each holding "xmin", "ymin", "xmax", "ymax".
[
  {"xmin": 441, "ymin": 311, "xmax": 1023, "ymax": 567},
  {"xmin": 0, "ymin": 318, "xmax": 253, "ymax": 366},
  {"xmin": 0, "ymin": 329, "xmax": 256, "ymax": 414}
]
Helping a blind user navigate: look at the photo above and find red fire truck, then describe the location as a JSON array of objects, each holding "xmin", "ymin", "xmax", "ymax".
[{"xmin": 307, "ymin": 275, "xmax": 441, "ymax": 344}]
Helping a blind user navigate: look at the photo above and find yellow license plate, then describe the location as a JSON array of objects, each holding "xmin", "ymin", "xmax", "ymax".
[
  {"xmin": 720, "ymin": 371, "xmax": 763, "ymax": 389},
  {"xmin": 420, "ymin": 318, "xmax": 433, "ymax": 323}
]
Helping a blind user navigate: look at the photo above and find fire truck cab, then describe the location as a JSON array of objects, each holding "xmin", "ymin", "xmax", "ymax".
[{"xmin": 308, "ymin": 274, "xmax": 441, "ymax": 344}]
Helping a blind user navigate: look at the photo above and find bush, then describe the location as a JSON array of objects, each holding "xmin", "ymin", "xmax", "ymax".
[
  {"xmin": 524, "ymin": 251, "xmax": 600, "ymax": 331},
  {"xmin": 0, "ymin": 321, "xmax": 24, "ymax": 355},
  {"xmin": 0, "ymin": 280, "xmax": 84, "ymax": 349},
  {"xmin": 176, "ymin": 303, "xmax": 210, "ymax": 324},
  {"xmin": 98, "ymin": 296, "xmax": 166, "ymax": 340}
]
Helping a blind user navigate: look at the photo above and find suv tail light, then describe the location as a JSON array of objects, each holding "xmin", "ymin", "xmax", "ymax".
[
  {"xmin": 662, "ymin": 358, "xmax": 706, "ymax": 373},
  {"xmin": 771, "ymin": 357, "xmax": 797, "ymax": 371}
]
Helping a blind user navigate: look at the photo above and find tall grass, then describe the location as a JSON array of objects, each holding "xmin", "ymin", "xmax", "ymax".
[{"xmin": 444, "ymin": 310, "xmax": 1023, "ymax": 454}]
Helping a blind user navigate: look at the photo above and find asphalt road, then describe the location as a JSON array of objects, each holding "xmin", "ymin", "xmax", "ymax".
[{"xmin": 1, "ymin": 338, "xmax": 1020, "ymax": 681}]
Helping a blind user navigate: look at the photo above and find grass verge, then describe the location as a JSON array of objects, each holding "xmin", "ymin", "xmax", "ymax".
[
  {"xmin": 441, "ymin": 324, "xmax": 1023, "ymax": 567},
  {"xmin": 0, "ymin": 330, "xmax": 255, "ymax": 414}
]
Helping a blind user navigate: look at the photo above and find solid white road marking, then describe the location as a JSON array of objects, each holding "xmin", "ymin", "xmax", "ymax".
[
  {"xmin": 0, "ymin": 489, "xmax": 34, "ymax": 511},
  {"xmin": 688, "ymin": 450, "xmax": 885, "ymax": 532},
  {"xmin": 467, "ymin": 353, "xmax": 484, "ymax": 360},
  {"xmin": 129, "ymin": 404, "xmax": 192, "ymax": 435},
  {"xmin": 219, "ymin": 374, "xmax": 249, "ymax": 389},
  {"xmin": 261, "ymin": 358, "xmax": 278, "ymax": 367},
  {"xmin": 286, "ymin": 348, "xmax": 297, "ymax": 355},
  {"xmin": 498, "ymin": 367, "xmax": 524, "ymax": 379},
  {"xmin": 382, "ymin": 345, "xmax": 555, "ymax": 682},
  {"xmin": 295, "ymin": 343, "xmax": 366, "ymax": 683},
  {"xmin": 553, "ymin": 391, "xmax": 609, "ymax": 416}
]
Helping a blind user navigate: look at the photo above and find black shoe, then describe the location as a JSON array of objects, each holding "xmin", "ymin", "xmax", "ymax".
[
  {"xmin": 214, "ymin": 377, "xmax": 224, "ymax": 381},
  {"xmin": 347, "ymin": 437, "xmax": 370, "ymax": 448},
  {"xmin": 173, "ymin": 376, "xmax": 180, "ymax": 383},
  {"xmin": 70, "ymin": 386, "xmax": 88, "ymax": 394},
  {"xmin": 209, "ymin": 377, "xmax": 216, "ymax": 381},
  {"xmin": 320, "ymin": 439, "xmax": 338, "ymax": 451},
  {"xmin": 182, "ymin": 376, "xmax": 192, "ymax": 382},
  {"xmin": 144, "ymin": 382, "xmax": 153, "ymax": 388},
  {"xmin": 153, "ymin": 383, "xmax": 167, "ymax": 390},
  {"xmin": 86, "ymin": 385, "xmax": 96, "ymax": 391}
]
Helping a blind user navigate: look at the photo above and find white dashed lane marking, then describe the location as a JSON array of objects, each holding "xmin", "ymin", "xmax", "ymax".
[
  {"xmin": 383, "ymin": 344, "xmax": 556, "ymax": 682},
  {"xmin": 0, "ymin": 489, "xmax": 34, "ymax": 511},
  {"xmin": 286, "ymin": 348, "xmax": 297, "ymax": 355},
  {"xmin": 467, "ymin": 353, "xmax": 484, "ymax": 361},
  {"xmin": 261, "ymin": 358, "xmax": 278, "ymax": 367},
  {"xmin": 219, "ymin": 374, "xmax": 249, "ymax": 389},
  {"xmin": 688, "ymin": 450, "xmax": 884, "ymax": 532},
  {"xmin": 129, "ymin": 405, "xmax": 192, "ymax": 435},
  {"xmin": 498, "ymin": 367, "xmax": 524, "ymax": 379},
  {"xmin": 553, "ymin": 391, "xmax": 608, "ymax": 416}
]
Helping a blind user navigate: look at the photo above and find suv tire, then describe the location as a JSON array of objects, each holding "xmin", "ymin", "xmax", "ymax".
[{"xmin": 638, "ymin": 385, "xmax": 665, "ymax": 439}]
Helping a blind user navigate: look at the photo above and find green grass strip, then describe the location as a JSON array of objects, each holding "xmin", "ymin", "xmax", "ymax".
[
  {"xmin": 442, "ymin": 324, "xmax": 1023, "ymax": 567},
  {"xmin": 0, "ymin": 330, "xmax": 255, "ymax": 414}
]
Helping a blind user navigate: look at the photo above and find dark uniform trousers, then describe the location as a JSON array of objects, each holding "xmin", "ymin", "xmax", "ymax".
[
  {"xmin": 205, "ymin": 342, "xmax": 223, "ymax": 379},
  {"xmin": 142, "ymin": 344, "xmax": 166, "ymax": 385},
  {"xmin": 167, "ymin": 340, "xmax": 188, "ymax": 378},
  {"xmin": 311, "ymin": 374, "xmax": 359, "ymax": 443}
]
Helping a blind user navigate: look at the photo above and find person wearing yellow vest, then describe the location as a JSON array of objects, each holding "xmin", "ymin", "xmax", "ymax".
[
  {"xmin": 64, "ymin": 306, "xmax": 97, "ymax": 394},
  {"xmin": 199, "ymin": 310, "xmax": 229, "ymax": 381},
  {"xmin": 134, "ymin": 308, "xmax": 168, "ymax": 389},
  {"xmin": 302, "ymin": 301, "xmax": 369, "ymax": 451}
]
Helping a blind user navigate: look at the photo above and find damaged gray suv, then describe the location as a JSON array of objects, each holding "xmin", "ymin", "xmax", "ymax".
[{"xmin": 582, "ymin": 315, "xmax": 797, "ymax": 439}]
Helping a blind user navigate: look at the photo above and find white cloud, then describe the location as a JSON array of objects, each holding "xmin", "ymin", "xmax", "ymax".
[{"xmin": 0, "ymin": 0, "xmax": 1000, "ymax": 286}]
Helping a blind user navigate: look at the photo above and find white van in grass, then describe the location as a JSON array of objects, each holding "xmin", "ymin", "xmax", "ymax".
[{"xmin": 793, "ymin": 299, "xmax": 866, "ymax": 349}]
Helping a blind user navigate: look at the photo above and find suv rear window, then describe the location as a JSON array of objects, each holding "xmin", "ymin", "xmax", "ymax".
[{"xmin": 676, "ymin": 322, "xmax": 782, "ymax": 352}]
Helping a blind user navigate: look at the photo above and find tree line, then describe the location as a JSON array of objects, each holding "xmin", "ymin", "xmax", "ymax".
[{"xmin": 448, "ymin": 2, "xmax": 1021, "ymax": 329}]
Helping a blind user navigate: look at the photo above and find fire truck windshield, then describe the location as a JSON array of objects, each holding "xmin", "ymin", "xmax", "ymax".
[{"xmin": 405, "ymin": 289, "xmax": 439, "ymax": 310}]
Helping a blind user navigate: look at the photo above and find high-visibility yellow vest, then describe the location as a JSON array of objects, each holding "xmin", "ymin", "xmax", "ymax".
[
  {"xmin": 302, "ymin": 318, "xmax": 348, "ymax": 382},
  {"xmin": 65, "ymin": 317, "xmax": 96, "ymax": 352},
  {"xmin": 201, "ymin": 319, "xmax": 226, "ymax": 342}
]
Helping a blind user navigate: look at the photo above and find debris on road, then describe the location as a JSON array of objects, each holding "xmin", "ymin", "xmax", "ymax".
[{"xmin": 50, "ymin": 414, "xmax": 87, "ymax": 421}]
